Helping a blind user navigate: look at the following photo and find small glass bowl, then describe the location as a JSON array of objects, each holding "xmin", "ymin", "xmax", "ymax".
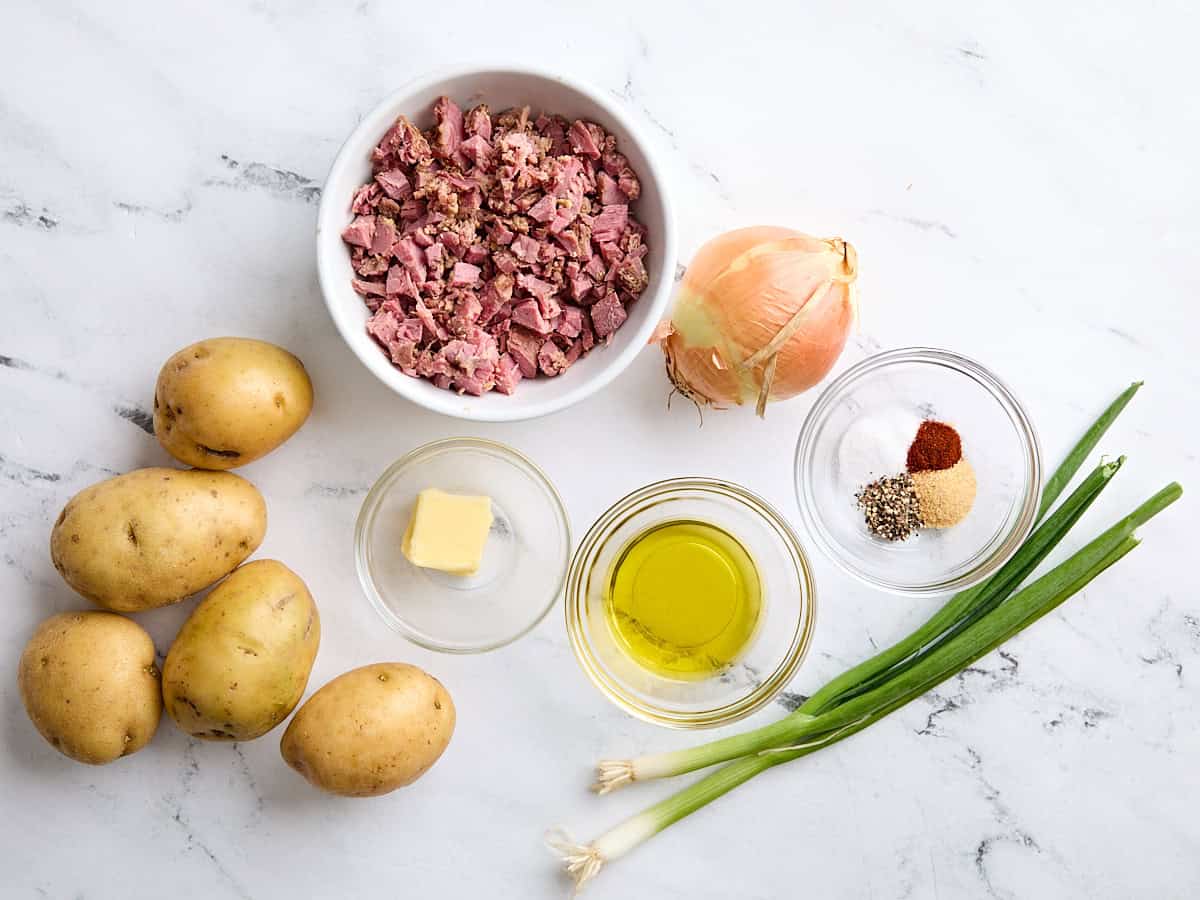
[
  {"xmin": 794, "ymin": 347, "xmax": 1041, "ymax": 596},
  {"xmin": 565, "ymin": 478, "xmax": 817, "ymax": 729},
  {"xmin": 355, "ymin": 438, "xmax": 570, "ymax": 653}
]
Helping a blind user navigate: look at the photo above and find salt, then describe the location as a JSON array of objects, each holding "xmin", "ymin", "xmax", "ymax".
[{"xmin": 837, "ymin": 408, "xmax": 924, "ymax": 486}]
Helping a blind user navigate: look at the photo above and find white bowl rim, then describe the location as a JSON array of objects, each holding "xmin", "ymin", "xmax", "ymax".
[{"xmin": 316, "ymin": 63, "xmax": 678, "ymax": 422}]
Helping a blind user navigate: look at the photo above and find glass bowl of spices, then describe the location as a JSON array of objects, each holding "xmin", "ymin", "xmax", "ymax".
[
  {"xmin": 565, "ymin": 478, "xmax": 817, "ymax": 728},
  {"xmin": 794, "ymin": 347, "xmax": 1041, "ymax": 596}
]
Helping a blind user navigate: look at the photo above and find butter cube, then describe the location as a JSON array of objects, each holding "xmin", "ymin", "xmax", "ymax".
[{"xmin": 401, "ymin": 488, "xmax": 493, "ymax": 576}]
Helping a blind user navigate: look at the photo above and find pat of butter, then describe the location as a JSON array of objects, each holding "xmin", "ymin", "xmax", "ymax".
[{"xmin": 401, "ymin": 488, "xmax": 494, "ymax": 576}]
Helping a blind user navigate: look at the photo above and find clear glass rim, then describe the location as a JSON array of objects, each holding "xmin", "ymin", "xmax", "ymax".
[
  {"xmin": 565, "ymin": 477, "xmax": 818, "ymax": 729},
  {"xmin": 793, "ymin": 346, "xmax": 1043, "ymax": 596},
  {"xmin": 355, "ymin": 437, "xmax": 571, "ymax": 653}
]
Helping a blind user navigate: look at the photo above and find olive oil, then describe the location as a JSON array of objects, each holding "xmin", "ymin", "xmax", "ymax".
[{"xmin": 603, "ymin": 520, "xmax": 762, "ymax": 680}]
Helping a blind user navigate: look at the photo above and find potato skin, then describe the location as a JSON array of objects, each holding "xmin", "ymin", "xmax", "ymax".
[
  {"xmin": 280, "ymin": 663, "xmax": 455, "ymax": 797},
  {"xmin": 163, "ymin": 560, "xmax": 320, "ymax": 741},
  {"xmin": 154, "ymin": 337, "xmax": 314, "ymax": 470},
  {"xmin": 18, "ymin": 611, "xmax": 162, "ymax": 765},
  {"xmin": 50, "ymin": 467, "xmax": 267, "ymax": 612}
]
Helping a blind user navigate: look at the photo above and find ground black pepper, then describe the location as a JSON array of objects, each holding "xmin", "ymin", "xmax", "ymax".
[{"xmin": 856, "ymin": 472, "xmax": 924, "ymax": 541}]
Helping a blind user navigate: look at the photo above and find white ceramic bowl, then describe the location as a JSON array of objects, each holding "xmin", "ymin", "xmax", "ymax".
[{"xmin": 317, "ymin": 65, "xmax": 677, "ymax": 422}]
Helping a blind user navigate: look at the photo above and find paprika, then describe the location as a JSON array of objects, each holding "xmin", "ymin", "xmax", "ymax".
[{"xmin": 906, "ymin": 420, "xmax": 962, "ymax": 472}]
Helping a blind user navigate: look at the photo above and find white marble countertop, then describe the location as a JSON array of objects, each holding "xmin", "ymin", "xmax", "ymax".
[{"xmin": 2, "ymin": 2, "xmax": 1197, "ymax": 898}]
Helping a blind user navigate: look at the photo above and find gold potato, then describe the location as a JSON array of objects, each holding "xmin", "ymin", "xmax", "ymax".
[
  {"xmin": 163, "ymin": 560, "xmax": 320, "ymax": 741},
  {"xmin": 280, "ymin": 663, "xmax": 455, "ymax": 797},
  {"xmin": 18, "ymin": 611, "xmax": 162, "ymax": 765},
  {"xmin": 50, "ymin": 467, "xmax": 267, "ymax": 612},
  {"xmin": 154, "ymin": 337, "xmax": 314, "ymax": 469}
]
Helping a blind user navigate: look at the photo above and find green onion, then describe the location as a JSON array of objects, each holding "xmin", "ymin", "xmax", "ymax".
[
  {"xmin": 598, "ymin": 457, "xmax": 1125, "ymax": 792},
  {"xmin": 551, "ymin": 486, "xmax": 1176, "ymax": 891},
  {"xmin": 594, "ymin": 381, "xmax": 1144, "ymax": 794},
  {"xmin": 1038, "ymin": 381, "xmax": 1141, "ymax": 520}
]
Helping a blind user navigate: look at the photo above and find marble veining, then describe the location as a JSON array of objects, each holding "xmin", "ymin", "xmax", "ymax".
[{"xmin": 2, "ymin": 1, "xmax": 1198, "ymax": 898}]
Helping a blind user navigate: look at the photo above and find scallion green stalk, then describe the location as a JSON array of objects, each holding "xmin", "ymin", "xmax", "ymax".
[
  {"xmin": 553, "ymin": 490, "xmax": 1174, "ymax": 891},
  {"xmin": 598, "ymin": 458, "xmax": 1125, "ymax": 792}
]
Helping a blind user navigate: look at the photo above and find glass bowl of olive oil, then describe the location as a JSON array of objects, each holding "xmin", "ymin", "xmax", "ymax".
[{"xmin": 565, "ymin": 478, "xmax": 817, "ymax": 729}]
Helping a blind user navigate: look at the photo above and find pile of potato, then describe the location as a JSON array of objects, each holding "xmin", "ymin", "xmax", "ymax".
[{"xmin": 18, "ymin": 337, "xmax": 455, "ymax": 798}]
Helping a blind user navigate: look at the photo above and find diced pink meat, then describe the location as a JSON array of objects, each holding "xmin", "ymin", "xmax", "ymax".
[
  {"xmin": 592, "ymin": 204, "xmax": 628, "ymax": 244},
  {"xmin": 590, "ymin": 292, "xmax": 627, "ymax": 337},
  {"xmin": 424, "ymin": 241, "xmax": 444, "ymax": 271},
  {"xmin": 341, "ymin": 215, "xmax": 375, "ymax": 248},
  {"xmin": 617, "ymin": 168, "xmax": 641, "ymax": 200},
  {"xmin": 353, "ymin": 278, "xmax": 387, "ymax": 297},
  {"xmin": 352, "ymin": 182, "xmax": 380, "ymax": 214},
  {"xmin": 432, "ymin": 96, "xmax": 465, "ymax": 161},
  {"xmin": 558, "ymin": 305, "xmax": 584, "ymax": 338},
  {"xmin": 537, "ymin": 341, "xmax": 569, "ymax": 376},
  {"xmin": 375, "ymin": 170, "xmax": 412, "ymax": 201},
  {"xmin": 347, "ymin": 95, "xmax": 647, "ymax": 395},
  {"xmin": 527, "ymin": 193, "xmax": 558, "ymax": 223},
  {"xmin": 511, "ymin": 233, "xmax": 540, "ymax": 263},
  {"xmin": 598, "ymin": 240, "xmax": 624, "ymax": 265},
  {"xmin": 506, "ymin": 327, "xmax": 541, "ymax": 377},
  {"xmin": 451, "ymin": 261, "xmax": 481, "ymax": 286},
  {"xmin": 366, "ymin": 306, "xmax": 400, "ymax": 345},
  {"xmin": 460, "ymin": 134, "xmax": 492, "ymax": 167},
  {"xmin": 370, "ymin": 216, "xmax": 396, "ymax": 255},
  {"xmin": 568, "ymin": 120, "xmax": 602, "ymax": 159},
  {"xmin": 616, "ymin": 254, "xmax": 649, "ymax": 294},
  {"xmin": 393, "ymin": 237, "xmax": 427, "ymax": 283},
  {"xmin": 597, "ymin": 171, "xmax": 624, "ymax": 206},
  {"xmin": 511, "ymin": 299, "xmax": 553, "ymax": 335},
  {"xmin": 489, "ymin": 221, "xmax": 514, "ymax": 245},
  {"xmin": 493, "ymin": 250, "xmax": 519, "ymax": 273},
  {"xmin": 494, "ymin": 354, "xmax": 522, "ymax": 394},
  {"xmin": 464, "ymin": 104, "xmax": 493, "ymax": 140},
  {"xmin": 385, "ymin": 265, "xmax": 419, "ymax": 299},
  {"xmin": 569, "ymin": 275, "xmax": 593, "ymax": 302}
]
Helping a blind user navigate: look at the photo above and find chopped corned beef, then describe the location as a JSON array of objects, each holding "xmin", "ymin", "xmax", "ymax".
[
  {"xmin": 558, "ymin": 305, "xmax": 584, "ymax": 338},
  {"xmin": 352, "ymin": 182, "xmax": 381, "ymax": 214},
  {"xmin": 353, "ymin": 277, "xmax": 387, "ymax": 297},
  {"xmin": 617, "ymin": 255, "xmax": 649, "ymax": 294},
  {"xmin": 538, "ymin": 340, "xmax": 569, "ymax": 376},
  {"xmin": 342, "ymin": 215, "xmax": 376, "ymax": 248},
  {"xmin": 494, "ymin": 354, "xmax": 522, "ymax": 394},
  {"xmin": 464, "ymin": 104, "xmax": 493, "ymax": 140},
  {"xmin": 592, "ymin": 204, "xmax": 628, "ymax": 244},
  {"xmin": 590, "ymin": 292, "xmax": 627, "ymax": 338},
  {"xmin": 511, "ymin": 233, "xmax": 540, "ymax": 262},
  {"xmin": 385, "ymin": 265, "xmax": 419, "ymax": 299},
  {"xmin": 511, "ymin": 299, "xmax": 553, "ymax": 335},
  {"xmin": 342, "ymin": 95, "xmax": 650, "ymax": 395},
  {"xmin": 527, "ymin": 193, "xmax": 558, "ymax": 223},
  {"xmin": 506, "ymin": 327, "xmax": 542, "ymax": 378},
  {"xmin": 370, "ymin": 216, "xmax": 396, "ymax": 255},
  {"xmin": 451, "ymin": 261, "xmax": 481, "ymax": 286},
  {"xmin": 569, "ymin": 274, "xmax": 593, "ymax": 302},
  {"xmin": 597, "ymin": 172, "xmax": 622, "ymax": 206},
  {"xmin": 432, "ymin": 96, "xmax": 465, "ymax": 162},
  {"xmin": 375, "ymin": 170, "xmax": 412, "ymax": 201},
  {"xmin": 617, "ymin": 168, "xmax": 641, "ymax": 200},
  {"xmin": 568, "ymin": 120, "xmax": 602, "ymax": 159}
]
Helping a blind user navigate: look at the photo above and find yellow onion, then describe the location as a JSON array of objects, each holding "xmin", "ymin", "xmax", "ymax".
[{"xmin": 652, "ymin": 227, "xmax": 859, "ymax": 416}]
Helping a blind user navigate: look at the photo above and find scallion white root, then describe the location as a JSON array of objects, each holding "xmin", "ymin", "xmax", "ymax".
[
  {"xmin": 592, "ymin": 748, "xmax": 705, "ymax": 794},
  {"xmin": 546, "ymin": 815, "xmax": 658, "ymax": 893}
]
